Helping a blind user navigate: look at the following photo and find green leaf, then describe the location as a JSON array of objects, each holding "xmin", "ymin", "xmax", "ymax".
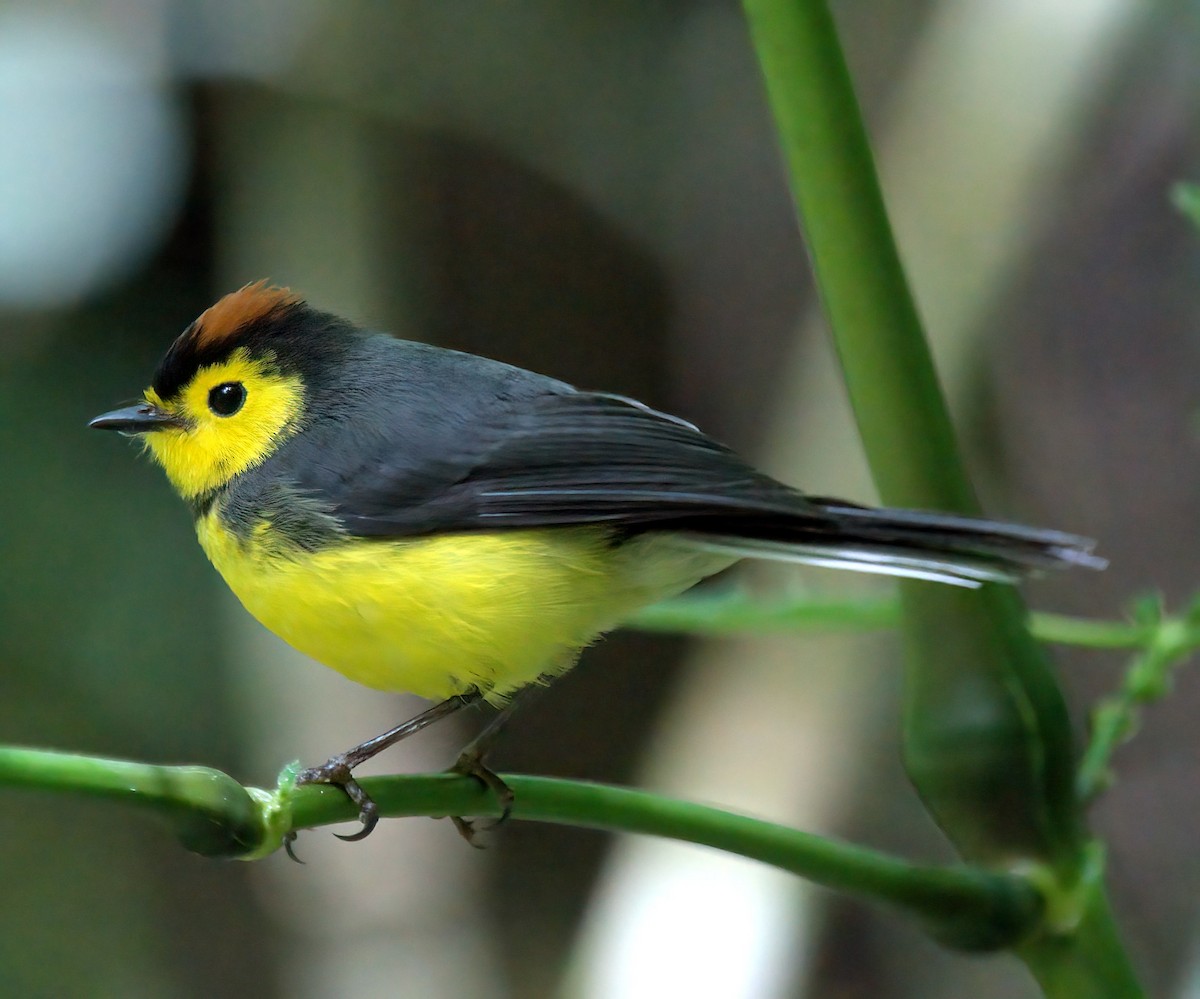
[{"xmin": 1170, "ymin": 182, "xmax": 1200, "ymax": 229}]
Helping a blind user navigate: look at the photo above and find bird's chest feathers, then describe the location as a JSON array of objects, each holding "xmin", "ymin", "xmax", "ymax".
[{"xmin": 193, "ymin": 510, "xmax": 687, "ymax": 699}]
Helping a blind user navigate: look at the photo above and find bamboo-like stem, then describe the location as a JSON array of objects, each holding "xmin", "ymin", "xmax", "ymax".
[
  {"xmin": 742, "ymin": 0, "xmax": 1063, "ymax": 851},
  {"xmin": 740, "ymin": 0, "xmax": 1080, "ymax": 863},
  {"xmin": 739, "ymin": 0, "xmax": 1143, "ymax": 992}
]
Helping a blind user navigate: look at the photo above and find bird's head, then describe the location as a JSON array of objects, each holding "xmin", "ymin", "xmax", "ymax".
[{"xmin": 90, "ymin": 281, "xmax": 347, "ymax": 501}]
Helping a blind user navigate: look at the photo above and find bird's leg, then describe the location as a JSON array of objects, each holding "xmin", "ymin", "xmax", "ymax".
[
  {"xmin": 449, "ymin": 690, "xmax": 536, "ymax": 847},
  {"xmin": 294, "ymin": 691, "xmax": 482, "ymax": 845}
]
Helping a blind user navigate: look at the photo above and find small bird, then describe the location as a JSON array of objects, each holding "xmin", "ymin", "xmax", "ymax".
[{"xmin": 90, "ymin": 282, "xmax": 1104, "ymax": 842}]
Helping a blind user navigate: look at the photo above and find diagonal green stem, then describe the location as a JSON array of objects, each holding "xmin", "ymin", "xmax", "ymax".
[
  {"xmin": 742, "ymin": 0, "xmax": 1079, "ymax": 867},
  {"xmin": 741, "ymin": 0, "xmax": 1143, "ymax": 992},
  {"xmin": 1077, "ymin": 613, "xmax": 1200, "ymax": 802},
  {"xmin": 741, "ymin": 0, "xmax": 976, "ymax": 512}
]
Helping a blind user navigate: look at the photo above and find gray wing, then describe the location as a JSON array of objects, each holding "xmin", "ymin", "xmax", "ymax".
[{"xmin": 303, "ymin": 388, "xmax": 818, "ymax": 537}]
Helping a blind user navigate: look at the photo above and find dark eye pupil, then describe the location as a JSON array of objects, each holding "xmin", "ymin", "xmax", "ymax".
[{"xmin": 208, "ymin": 382, "xmax": 246, "ymax": 416}]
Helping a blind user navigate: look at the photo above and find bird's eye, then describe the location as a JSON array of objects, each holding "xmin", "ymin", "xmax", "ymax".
[{"xmin": 208, "ymin": 382, "xmax": 246, "ymax": 417}]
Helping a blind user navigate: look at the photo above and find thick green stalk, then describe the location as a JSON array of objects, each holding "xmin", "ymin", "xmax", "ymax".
[
  {"xmin": 1020, "ymin": 883, "xmax": 1143, "ymax": 998},
  {"xmin": 741, "ymin": 7, "xmax": 972, "ymax": 512},
  {"xmin": 741, "ymin": 0, "xmax": 1142, "ymax": 992},
  {"xmin": 0, "ymin": 745, "xmax": 263, "ymax": 856},
  {"xmin": 742, "ymin": 0, "xmax": 1078, "ymax": 865}
]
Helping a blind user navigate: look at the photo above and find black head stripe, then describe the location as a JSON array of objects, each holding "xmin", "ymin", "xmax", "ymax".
[{"xmin": 151, "ymin": 302, "xmax": 357, "ymax": 400}]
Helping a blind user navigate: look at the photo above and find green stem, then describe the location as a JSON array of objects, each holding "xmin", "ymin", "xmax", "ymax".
[
  {"xmin": 741, "ymin": 0, "xmax": 973, "ymax": 511},
  {"xmin": 0, "ymin": 746, "xmax": 1039, "ymax": 950},
  {"xmin": 1018, "ymin": 845, "xmax": 1145, "ymax": 997},
  {"xmin": 1076, "ymin": 615, "xmax": 1200, "ymax": 802},
  {"xmin": 1034, "ymin": 613, "xmax": 1153, "ymax": 651},
  {"xmin": 1076, "ymin": 651, "xmax": 1155, "ymax": 804},
  {"xmin": 334, "ymin": 773, "xmax": 1039, "ymax": 950},
  {"xmin": 741, "ymin": 1, "xmax": 1143, "ymax": 991},
  {"xmin": 628, "ymin": 591, "xmax": 898, "ymax": 634},
  {"xmin": 0, "ymin": 745, "xmax": 263, "ymax": 856},
  {"xmin": 742, "ymin": 0, "xmax": 1080, "ymax": 866},
  {"xmin": 628, "ymin": 592, "xmax": 1153, "ymax": 650}
]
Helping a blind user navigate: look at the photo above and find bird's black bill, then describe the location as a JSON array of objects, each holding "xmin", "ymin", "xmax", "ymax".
[{"xmin": 88, "ymin": 404, "xmax": 183, "ymax": 435}]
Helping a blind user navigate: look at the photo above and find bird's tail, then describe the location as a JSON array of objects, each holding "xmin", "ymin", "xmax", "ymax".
[{"xmin": 673, "ymin": 499, "xmax": 1106, "ymax": 588}]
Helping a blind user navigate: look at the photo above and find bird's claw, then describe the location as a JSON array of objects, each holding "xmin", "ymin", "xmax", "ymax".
[
  {"xmin": 449, "ymin": 747, "xmax": 514, "ymax": 847},
  {"xmin": 283, "ymin": 831, "xmax": 305, "ymax": 864},
  {"xmin": 334, "ymin": 794, "xmax": 379, "ymax": 842},
  {"xmin": 295, "ymin": 756, "xmax": 381, "ymax": 845},
  {"xmin": 287, "ymin": 693, "xmax": 513, "ymax": 852}
]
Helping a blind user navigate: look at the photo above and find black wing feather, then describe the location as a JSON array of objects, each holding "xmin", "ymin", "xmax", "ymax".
[{"xmin": 321, "ymin": 390, "xmax": 819, "ymax": 536}]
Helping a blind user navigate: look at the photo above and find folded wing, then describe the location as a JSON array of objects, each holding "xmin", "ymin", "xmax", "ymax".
[{"xmin": 305, "ymin": 389, "xmax": 1102, "ymax": 587}]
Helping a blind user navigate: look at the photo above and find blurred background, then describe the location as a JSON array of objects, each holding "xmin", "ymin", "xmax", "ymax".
[{"xmin": 0, "ymin": 1, "xmax": 1197, "ymax": 996}]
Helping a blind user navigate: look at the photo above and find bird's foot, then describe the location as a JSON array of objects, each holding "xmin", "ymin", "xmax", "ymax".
[
  {"xmin": 448, "ymin": 746, "xmax": 514, "ymax": 848},
  {"xmin": 294, "ymin": 756, "xmax": 380, "ymax": 847}
]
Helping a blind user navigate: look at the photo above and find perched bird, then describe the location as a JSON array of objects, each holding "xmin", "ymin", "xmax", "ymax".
[{"xmin": 90, "ymin": 282, "xmax": 1104, "ymax": 842}]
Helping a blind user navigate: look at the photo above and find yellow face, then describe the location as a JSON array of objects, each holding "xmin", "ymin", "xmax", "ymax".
[{"xmin": 141, "ymin": 348, "xmax": 305, "ymax": 499}]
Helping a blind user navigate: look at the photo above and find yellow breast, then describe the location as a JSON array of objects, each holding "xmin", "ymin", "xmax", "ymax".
[{"xmin": 196, "ymin": 511, "xmax": 726, "ymax": 701}]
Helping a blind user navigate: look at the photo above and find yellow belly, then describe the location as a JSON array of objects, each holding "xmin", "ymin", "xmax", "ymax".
[{"xmin": 197, "ymin": 513, "xmax": 728, "ymax": 701}]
